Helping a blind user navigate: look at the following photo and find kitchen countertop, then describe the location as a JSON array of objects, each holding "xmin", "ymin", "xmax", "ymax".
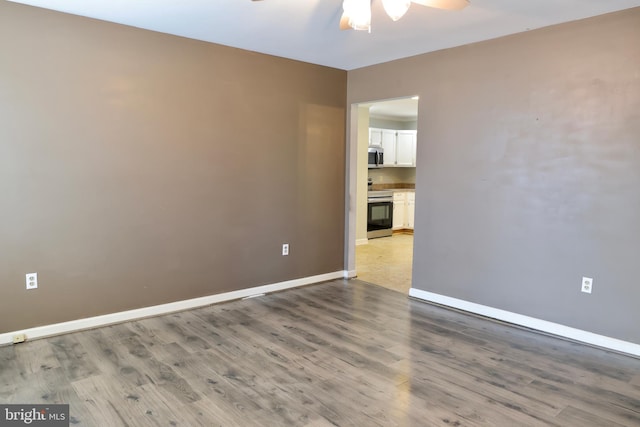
[
  {"xmin": 370, "ymin": 188, "xmax": 415, "ymax": 192},
  {"xmin": 369, "ymin": 184, "xmax": 415, "ymax": 192}
]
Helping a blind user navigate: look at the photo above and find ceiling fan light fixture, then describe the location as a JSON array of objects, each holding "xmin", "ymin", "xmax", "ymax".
[
  {"xmin": 342, "ymin": 0, "xmax": 371, "ymax": 31},
  {"xmin": 382, "ymin": 0, "xmax": 411, "ymax": 21},
  {"xmin": 337, "ymin": 0, "xmax": 469, "ymax": 32}
]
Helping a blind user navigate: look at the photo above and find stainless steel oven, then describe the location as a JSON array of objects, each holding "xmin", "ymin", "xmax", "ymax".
[{"xmin": 367, "ymin": 190, "xmax": 393, "ymax": 239}]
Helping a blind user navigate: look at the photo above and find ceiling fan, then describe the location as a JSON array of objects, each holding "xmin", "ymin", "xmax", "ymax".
[
  {"xmin": 251, "ymin": 0, "xmax": 469, "ymax": 32},
  {"xmin": 341, "ymin": 0, "xmax": 469, "ymax": 31}
]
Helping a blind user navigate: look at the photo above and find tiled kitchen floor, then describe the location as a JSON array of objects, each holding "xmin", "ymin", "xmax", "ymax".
[{"xmin": 355, "ymin": 233, "xmax": 413, "ymax": 294}]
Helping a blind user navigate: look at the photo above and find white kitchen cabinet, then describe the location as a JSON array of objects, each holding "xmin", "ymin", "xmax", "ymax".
[
  {"xmin": 392, "ymin": 192, "xmax": 406, "ymax": 230},
  {"xmin": 392, "ymin": 191, "xmax": 415, "ymax": 230},
  {"xmin": 406, "ymin": 192, "xmax": 415, "ymax": 229},
  {"xmin": 396, "ymin": 130, "xmax": 417, "ymax": 167},
  {"xmin": 369, "ymin": 128, "xmax": 382, "ymax": 147},
  {"xmin": 370, "ymin": 128, "xmax": 397, "ymax": 166},
  {"xmin": 380, "ymin": 130, "xmax": 396, "ymax": 166},
  {"xmin": 369, "ymin": 128, "xmax": 417, "ymax": 167}
]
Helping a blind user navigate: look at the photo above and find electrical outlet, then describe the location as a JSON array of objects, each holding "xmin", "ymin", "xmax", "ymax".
[
  {"xmin": 26, "ymin": 273, "xmax": 38, "ymax": 290},
  {"xmin": 581, "ymin": 276, "xmax": 593, "ymax": 294},
  {"xmin": 282, "ymin": 243, "xmax": 289, "ymax": 256},
  {"xmin": 12, "ymin": 334, "xmax": 26, "ymax": 344}
]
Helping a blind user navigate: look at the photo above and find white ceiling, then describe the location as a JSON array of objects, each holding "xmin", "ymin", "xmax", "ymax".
[
  {"xmin": 9, "ymin": 0, "xmax": 640, "ymax": 70},
  {"xmin": 364, "ymin": 97, "xmax": 420, "ymax": 121}
]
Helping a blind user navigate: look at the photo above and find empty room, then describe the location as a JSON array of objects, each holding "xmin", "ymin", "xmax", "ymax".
[{"xmin": 1, "ymin": 0, "xmax": 639, "ymax": 425}]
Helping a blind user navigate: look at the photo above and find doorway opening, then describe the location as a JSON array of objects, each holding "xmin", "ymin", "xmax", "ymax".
[{"xmin": 353, "ymin": 96, "xmax": 419, "ymax": 294}]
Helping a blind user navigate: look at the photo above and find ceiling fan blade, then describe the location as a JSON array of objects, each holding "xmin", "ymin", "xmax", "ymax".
[
  {"xmin": 412, "ymin": 0, "xmax": 469, "ymax": 11},
  {"xmin": 340, "ymin": 12, "xmax": 353, "ymax": 30}
]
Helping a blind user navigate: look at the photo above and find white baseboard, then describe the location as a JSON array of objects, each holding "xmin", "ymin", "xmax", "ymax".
[
  {"xmin": 409, "ymin": 288, "xmax": 640, "ymax": 358},
  {"xmin": 355, "ymin": 238, "xmax": 368, "ymax": 246},
  {"xmin": 0, "ymin": 271, "xmax": 347, "ymax": 346},
  {"xmin": 344, "ymin": 269, "xmax": 357, "ymax": 279}
]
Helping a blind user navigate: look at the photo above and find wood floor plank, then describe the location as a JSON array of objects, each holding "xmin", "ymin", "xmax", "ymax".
[
  {"xmin": 153, "ymin": 345, "xmax": 279, "ymax": 427},
  {"xmin": 555, "ymin": 405, "xmax": 628, "ymax": 427},
  {"xmin": 127, "ymin": 338, "xmax": 200, "ymax": 405},
  {"xmin": 180, "ymin": 346, "xmax": 326, "ymax": 427},
  {"xmin": 525, "ymin": 378, "xmax": 640, "ymax": 426},
  {"xmin": 8, "ymin": 367, "xmax": 77, "ymax": 405},
  {"xmin": 72, "ymin": 375, "xmax": 146, "ymax": 426},
  {"xmin": 265, "ymin": 294, "xmax": 408, "ymax": 354},
  {"xmin": 13, "ymin": 339, "xmax": 62, "ymax": 375},
  {"xmin": 412, "ymin": 356, "xmax": 564, "ymax": 425},
  {"xmin": 186, "ymin": 399, "xmax": 255, "ymax": 427},
  {"xmin": 48, "ymin": 334, "xmax": 100, "ymax": 382},
  {"xmin": 136, "ymin": 314, "xmax": 212, "ymax": 353},
  {"xmin": 0, "ymin": 346, "xmax": 25, "ymax": 400},
  {"xmin": 170, "ymin": 310, "xmax": 253, "ymax": 358},
  {"xmin": 258, "ymin": 297, "xmax": 405, "ymax": 368},
  {"xmin": 219, "ymin": 307, "xmax": 319, "ymax": 356},
  {"xmin": 384, "ymin": 343, "xmax": 563, "ymax": 425},
  {"xmin": 1, "ymin": 278, "xmax": 639, "ymax": 427}
]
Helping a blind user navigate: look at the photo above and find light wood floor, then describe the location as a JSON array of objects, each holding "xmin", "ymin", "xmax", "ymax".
[
  {"xmin": 1, "ymin": 279, "xmax": 639, "ymax": 426},
  {"xmin": 356, "ymin": 234, "xmax": 413, "ymax": 294}
]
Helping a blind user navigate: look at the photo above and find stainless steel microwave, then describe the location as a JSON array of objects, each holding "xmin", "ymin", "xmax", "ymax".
[{"xmin": 368, "ymin": 147, "xmax": 384, "ymax": 169}]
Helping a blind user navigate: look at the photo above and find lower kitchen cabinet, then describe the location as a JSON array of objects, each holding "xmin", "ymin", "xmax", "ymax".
[
  {"xmin": 392, "ymin": 192, "xmax": 406, "ymax": 230},
  {"xmin": 406, "ymin": 192, "xmax": 415, "ymax": 229},
  {"xmin": 393, "ymin": 191, "xmax": 415, "ymax": 231}
]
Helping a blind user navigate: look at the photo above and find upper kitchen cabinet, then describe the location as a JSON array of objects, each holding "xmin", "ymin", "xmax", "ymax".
[
  {"xmin": 370, "ymin": 128, "xmax": 398, "ymax": 167},
  {"xmin": 367, "ymin": 96, "xmax": 419, "ymax": 167},
  {"xmin": 396, "ymin": 130, "xmax": 417, "ymax": 167},
  {"xmin": 380, "ymin": 130, "xmax": 397, "ymax": 166},
  {"xmin": 369, "ymin": 128, "xmax": 417, "ymax": 167},
  {"xmin": 369, "ymin": 128, "xmax": 382, "ymax": 147}
]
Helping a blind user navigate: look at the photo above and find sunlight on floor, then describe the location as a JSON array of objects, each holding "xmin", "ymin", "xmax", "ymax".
[{"xmin": 355, "ymin": 233, "xmax": 413, "ymax": 294}]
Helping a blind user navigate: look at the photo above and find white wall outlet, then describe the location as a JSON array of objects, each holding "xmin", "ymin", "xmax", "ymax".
[
  {"xmin": 26, "ymin": 273, "xmax": 38, "ymax": 290},
  {"xmin": 581, "ymin": 276, "xmax": 593, "ymax": 294},
  {"xmin": 282, "ymin": 243, "xmax": 289, "ymax": 256}
]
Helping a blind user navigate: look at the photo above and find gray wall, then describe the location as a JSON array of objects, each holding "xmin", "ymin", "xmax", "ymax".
[
  {"xmin": 0, "ymin": 2, "xmax": 346, "ymax": 333},
  {"xmin": 348, "ymin": 8, "xmax": 640, "ymax": 344}
]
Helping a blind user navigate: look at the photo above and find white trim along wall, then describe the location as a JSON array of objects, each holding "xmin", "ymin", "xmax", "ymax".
[
  {"xmin": 0, "ymin": 271, "xmax": 350, "ymax": 346},
  {"xmin": 410, "ymin": 288, "xmax": 640, "ymax": 358}
]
